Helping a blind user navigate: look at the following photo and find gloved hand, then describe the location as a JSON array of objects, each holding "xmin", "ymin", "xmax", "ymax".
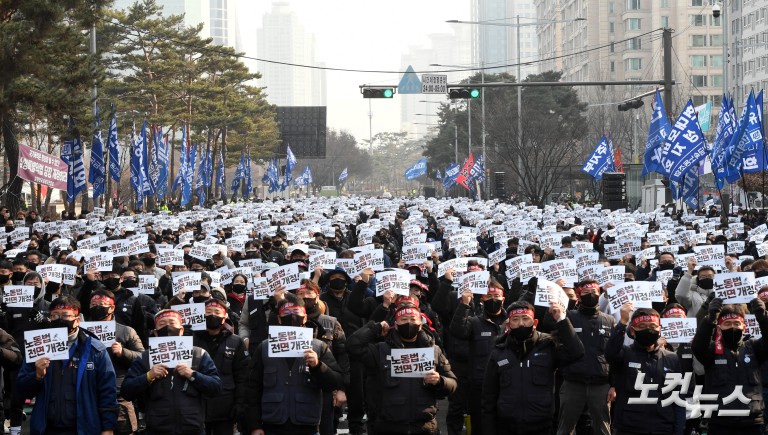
[
  {"xmin": 751, "ymin": 298, "xmax": 767, "ymax": 322},
  {"xmin": 527, "ymin": 277, "xmax": 538, "ymax": 291},
  {"xmin": 28, "ymin": 309, "xmax": 49, "ymax": 326},
  {"xmin": 708, "ymin": 297, "xmax": 723, "ymax": 320}
]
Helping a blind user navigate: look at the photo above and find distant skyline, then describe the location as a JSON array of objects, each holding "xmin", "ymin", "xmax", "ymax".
[{"xmin": 237, "ymin": 0, "xmax": 473, "ymax": 146}]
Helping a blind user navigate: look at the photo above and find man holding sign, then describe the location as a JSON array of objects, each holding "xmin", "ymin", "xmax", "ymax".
[
  {"xmin": 121, "ymin": 309, "xmax": 223, "ymax": 435},
  {"xmin": 450, "ymin": 282, "xmax": 506, "ymax": 435},
  {"xmin": 243, "ymin": 298, "xmax": 344, "ymax": 435},
  {"xmin": 481, "ymin": 301, "xmax": 584, "ymax": 435},
  {"xmin": 348, "ymin": 303, "xmax": 457, "ymax": 435},
  {"xmin": 17, "ymin": 296, "xmax": 118, "ymax": 435}
]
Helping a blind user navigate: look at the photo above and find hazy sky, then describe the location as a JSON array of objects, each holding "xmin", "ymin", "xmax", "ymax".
[{"xmin": 237, "ymin": 0, "xmax": 470, "ymax": 144}]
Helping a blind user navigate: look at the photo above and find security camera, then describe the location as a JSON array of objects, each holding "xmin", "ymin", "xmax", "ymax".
[{"xmin": 712, "ymin": 3, "xmax": 721, "ymax": 18}]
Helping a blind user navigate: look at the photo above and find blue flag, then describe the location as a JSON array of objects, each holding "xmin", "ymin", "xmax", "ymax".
[
  {"xmin": 711, "ymin": 96, "xmax": 737, "ymax": 189},
  {"xmin": 216, "ymin": 147, "xmax": 225, "ymax": 188},
  {"xmin": 89, "ymin": 107, "xmax": 105, "ymax": 201},
  {"xmin": 471, "ymin": 154, "xmax": 487, "ymax": 183},
  {"xmin": 231, "ymin": 151, "xmax": 245, "ymax": 197},
  {"xmin": 196, "ymin": 149, "xmax": 208, "ymax": 207},
  {"xmin": 181, "ymin": 144, "xmax": 196, "ymax": 206},
  {"xmin": 404, "ymin": 159, "xmax": 428, "ymax": 180},
  {"xmin": 659, "ymin": 99, "xmax": 708, "ymax": 183},
  {"xmin": 741, "ymin": 90, "xmax": 766, "ymax": 173},
  {"xmin": 157, "ymin": 129, "xmax": 169, "ymax": 199},
  {"xmin": 129, "ymin": 120, "xmax": 145, "ymax": 207},
  {"xmin": 435, "ymin": 169, "xmax": 442, "ymax": 180},
  {"xmin": 283, "ymin": 145, "xmax": 297, "ymax": 190},
  {"xmin": 107, "ymin": 106, "xmax": 120, "ymax": 183},
  {"xmin": 642, "ymin": 91, "xmax": 670, "ymax": 176},
  {"xmin": 338, "ymin": 168, "xmax": 348, "ymax": 183},
  {"xmin": 724, "ymin": 91, "xmax": 762, "ymax": 182},
  {"xmin": 172, "ymin": 123, "xmax": 187, "ymax": 195},
  {"xmin": 681, "ymin": 167, "xmax": 699, "ymax": 210},
  {"xmin": 63, "ymin": 118, "xmax": 86, "ymax": 203},
  {"xmin": 442, "ymin": 163, "xmax": 460, "ymax": 190},
  {"xmin": 582, "ymin": 135, "xmax": 614, "ymax": 180},
  {"xmin": 148, "ymin": 125, "xmax": 160, "ymax": 196},
  {"xmin": 140, "ymin": 121, "xmax": 152, "ymax": 196},
  {"xmin": 295, "ymin": 165, "xmax": 313, "ymax": 186}
]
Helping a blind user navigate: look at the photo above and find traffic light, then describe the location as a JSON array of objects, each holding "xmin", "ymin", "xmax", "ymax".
[
  {"xmin": 362, "ymin": 87, "xmax": 395, "ymax": 98},
  {"xmin": 449, "ymin": 88, "xmax": 481, "ymax": 99},
  {"xmin": 618, "ymin": 99, "xmax": 644, "ymax": 111}
]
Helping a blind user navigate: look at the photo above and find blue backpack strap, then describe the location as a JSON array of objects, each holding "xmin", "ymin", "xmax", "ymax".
[{"xmin": 75, "ymin": 336, "xmax": 92, "ymax": 398}]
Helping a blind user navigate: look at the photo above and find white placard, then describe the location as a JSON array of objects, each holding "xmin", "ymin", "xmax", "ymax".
[
  {"xmin": 138, "ymin": 275, "xmax": 157, "ymax": 295},
  {"xmin": 519, "ymin": 263, "xmax": 541, "ymax": 285},
  {"xmin": 660, "ymin": 318, "xmax": 697, "ymax": 344},
  {"xmin": 714, "ymin": 272, "xmax": 757, "ymax": 304},
  {"xmin": 458, "ymin": 271, "xmax": 490, "ymax": 295},
  {"xmin": 265, "ymin": 263, "xmax": 301, "ymax": 292},
  {"xmin": 745, "ymin": 314, "xmax": 762, "ymax": 338},
  {"xmin": 354, "ymin": 249, "xmax": 385, "ymax": 275},
  {"xmin": 309, "ymin": 251, "xmax": 337, "ymax": 270},
  {"xmin": 267, "ymin": 325, "xmax": 313, "ymax": 357},
  {"xmin": 2, "ymin": 285, "xmax": 34, "ymax": 308},
  {"xmin": 401, "ymin": 244, "xmax": 434, "ymax": 265},
  {"xmin": 80, "ymin": 321, "xmax": 116, "ymax": 346},
  {"xmin": 541, "ymin": 259, "xmax": 578, "ymax": 287},
  {"xmin": 504, "ymin": 254, "xmax": 533, "ymax": 281},
  {"xmin": 606, "ymin": 282, "xmax": 663, "ymax": 312},
  {"xmin": 375, "ymin": 269, "xmax": 412, "ymax": 297},
  {"xmin": 24, "ymin": 328, "xmax": 69, "ymax": 362},
  {"xmin": 171, "ymin": 272, "xmax": 202, "ymax": 296},
  {"xmin": 249, "ymin": 277, "xmax": 271, "ymax": 300},
  {"xmin": 84, "ymin": 252, "xmax": 114, "ymax": 272},
  {"xmin": 157, "ymin": 248, "xmax": 185, "ymax": 267},
  {"xmin": 173, "ymin": 303, "xmax": 206, "ymax": 331},
  {"xmin": 148, "ymin": 336, "xmax": 194, "ymax": 368},
  {"xmin": 390, "ymin": 347, "xmax": 435, "ymax": 378},
  {"xmin": 534, "ymin": 278, "xmax": 570, "ymax": 311}
]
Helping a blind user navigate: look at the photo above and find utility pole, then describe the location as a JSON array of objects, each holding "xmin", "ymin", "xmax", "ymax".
[{"xmin": 663, "ymin": 28, "xmax": 673, "ymax": 118}]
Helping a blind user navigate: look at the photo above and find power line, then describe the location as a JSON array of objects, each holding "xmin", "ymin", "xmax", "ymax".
[{"xmin": 98, "ymin": 14, "xmax": 664, "ymax": 75}]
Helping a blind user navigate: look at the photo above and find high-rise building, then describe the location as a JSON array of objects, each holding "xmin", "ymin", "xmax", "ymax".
[
  {"xmin": 534, "ymin": 0, "xmax": 723, "ymax": 111},
  {"xmin": 728, "ymin": 1, "xmax": 768, "ymax": 108},
  {"xmin": 112, "ymin": 0, "xmax": 241, "ymax": 50},
  {"xmin": 471, "ymin": 0, "xmax": 538, "ymax": 79},
  {"xmin": 400, "ymin": 26, "xmax": 472, "ymax": 137},
  {"xmin": 256, "ymin": 2, "xmax": 327, "ymax": 107}
]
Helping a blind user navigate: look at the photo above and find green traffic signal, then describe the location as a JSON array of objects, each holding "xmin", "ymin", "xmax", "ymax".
[
  {"xmin": 470, "ymin": 89, "xmax": 481, "ymax": 98},
  {"xmin": 449, "ymin": 88, "xmax": 481, "ymax": 99},
  {"xmin": 362, "ymin": 87, "xmax": 396, "ymax": 98},
  {"xmin": 383, "ymin": 89, "xmax": 393, "ymax": 98}
]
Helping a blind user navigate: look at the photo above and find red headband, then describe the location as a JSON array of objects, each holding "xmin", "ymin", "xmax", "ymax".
[
  {"xmin": 631, "ymin": 314, "xmax": 660, "ymax": 327},
  {"xmin": 718, "ymin": 313, "xmax": 744, "ymax": 325},
  {"xmin": 487, "ymin": 286, "xmax": 504, "ymax": 296},
  {"xmin": 396, "ymin": 295, "xmax": 420, "ymax": 308},
  {"xmin": 154, "ymin": 310, "xmax": 183, "ymax": 326},
  {"xmin": 51, "ymin": 305, "xmax": 79, "ymax": 315},
  {"xmin": 662, "ymin": 308, "xmax": 686, "ymax": 318},
  {"xmin": 90, "ymin": 295, "xmax": 115, "ymax": 306},
  {"xmin": 467, "ymin": 265, "xmax": 483, "ymax": 272},
  {"xmin": 508, "ymin": 307, "xmax": 534, "ymax": 319},
  {"xmin": 278, "ymin": 302, "xmax": 306, "ymax": 317},
  {"xmin": 395, "ymin": 307, "xmax": 420, "ymax": 320},
  {"xmin": 576, "ymin": 282, "xmax": 600, "ymax": 293},
  {"xmin": 297, "ymin": 284, "xmax": 318, "ymax": 294},
  {"xmin": 205, "ymin": 299, "xmax": 227, "ymax": 311}
]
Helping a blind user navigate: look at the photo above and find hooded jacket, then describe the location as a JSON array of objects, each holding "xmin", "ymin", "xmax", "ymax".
[{"xmin": 676, "ymin": 272, "xmax": 712, "ymax": 317}]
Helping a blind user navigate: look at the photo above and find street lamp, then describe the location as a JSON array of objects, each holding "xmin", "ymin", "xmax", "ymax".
[{"xmin": 446, "ymin": 16, "xmax": 586, "ymax": 197}]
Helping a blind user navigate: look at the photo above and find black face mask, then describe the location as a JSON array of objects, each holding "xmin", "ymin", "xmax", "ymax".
[
  {"xmin": 51, "ymin": 318, "xmax": 76, "ymax": 335},
  {"xmin": 303, "ymin": 298, "xmax": 317, "ymax": 312},
  {"xmin": 483, "ymin": 299, "xmax": 503, "ymax": 315},
  {"xmin": 396, "ymin": 322, "xmax": 420, "ymax": 340},
  {"xmin": 721, "ymin": 328, "xmax": 743, "ymax": 349},
  {"xmin": 579, "ymin": 293, "xmax": 600, "ymax": 309},
  {"xmin": 103, "ymin": 277, "xmax": 120, "ymax": 291},
  {"xmin": 633, "ymin": 328, "xmax": 660, "ymax": 347},
  {"xmin": 232, "ymin": 284, "xmax": 247, "ymax": 294},
  {"xmin": 205, "ymin": 315, "xmax": 224, "ymax": 330},
  {"xmin": 0, "ymin": 274, "xmax": 10, "ymax": 285},
  {"xmin": 155, "ymin": 325, "xmax": 181, "ymax": 337},
  {"xmin": 697, "ymin": 278, "xmax": 714, "ymax": 290},
  {"xmin": 755, "ymin": 270, "xmax": 768, "ymax": 278},
  {"xmin": 89, "ymin": 306, "xmax": 111, "ymax": 321},
  {"xmin": 329, "ymin": 279, "xmax": 347, "ymax": 291},
  {"xmin": 624, "ymin": 278, "xmax": 634, "ymax": 282},
  {"xmin": 45, "ymin": 281, "xmax": 59, "ymax": 294},
  {"xmin": 33, "ymin": 286, "xmax": 42, "ymax": 298},
  {"xmin": 28, "ymin": 263, "xmax": 37, "ymax": 271},
  {"xmin": 12, "ymin": 271, "xmax": 25, "ymax": 282},
  {"xmin": 245, "ymin": 251, "xmax": 259, "ymax": 259},
  {"xmin": 511, "ymin": 326, "xmax": 533, "ymax": 341},
  {"xmin": 658, "ymin": 262, "xmax": 675, "ymax": 271},
  {"xmin": 5, "ymin": 226, "xmax": 13, "ymax": 233},
  {"xmin": 192, "ymin": 295, "xmax": 209, "ymax": 304},
  {"xmin": 279, "ymin": 314, "xmax": 305, "ymax": 327},
  {"xmin": 568, "ymin": 299, "xmax": 578, "ymax": 310},
  {"xmin": 262, "ymin": 243, "xmax": 272, "ymax": 251},
  {"xmin": 142, "ymin": 257, "xmax": 156, "ymax": 267},
  {"xmin": 121, "ymin": 279, "xmax": 138, "ymax": 289}
]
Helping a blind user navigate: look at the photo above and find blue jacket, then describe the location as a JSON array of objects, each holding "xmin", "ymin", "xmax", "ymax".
[{"xmin": 17, "ymin": 330, "xmax": 118, "ymax": 435}]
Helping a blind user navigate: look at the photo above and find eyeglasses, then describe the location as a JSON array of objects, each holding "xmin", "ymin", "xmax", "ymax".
[{"xmin": 50, "ymin": 313, "xmax": 77, "ymax": 321}]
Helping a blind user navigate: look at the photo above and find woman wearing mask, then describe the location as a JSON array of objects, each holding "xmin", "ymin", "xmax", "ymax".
[{"xmin": 227, "ymin": 273, "xmax": 249, "ymax": 316}]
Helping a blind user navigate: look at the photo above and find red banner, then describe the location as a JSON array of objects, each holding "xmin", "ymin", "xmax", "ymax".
[
  {"xmin": 614, "ymin": 146, "xmax": 624, "ymax": 173},
  {"xmin": 455, "ymin": 153, "xmax": 475, "ymax": 190},
  {"xmin": 18, "ymin": 144, "xmax": 68, "ymax": 190}
]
